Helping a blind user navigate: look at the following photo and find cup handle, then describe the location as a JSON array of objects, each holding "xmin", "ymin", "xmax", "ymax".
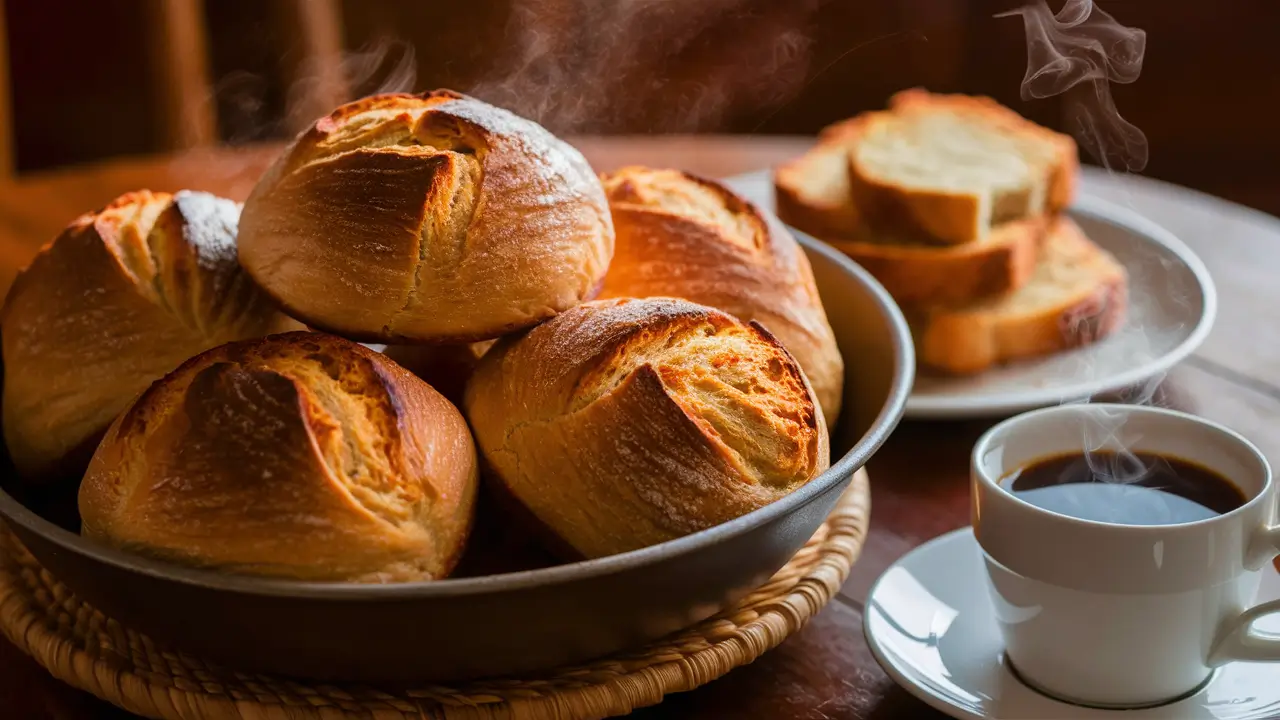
[
  {"xmin": 1209, "ymin": 599, "xmax": 1280, "ymax": 665},
  {"xmin": 1210, "ymin": 524, "xmax": 1280, "ymax": 666}
]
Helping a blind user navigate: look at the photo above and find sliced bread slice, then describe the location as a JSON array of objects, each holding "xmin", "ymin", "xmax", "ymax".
[
  {"xmin": 912, "ymin": 217, "xmax": 1127, "ymax": 375},
  {"xmin": 826, "ymin": 217, "xmax": 1045, "ymax": 307},
  {"xmin": 773, "ymin": 117, "xmax": 864, "ymax": 239},
  {"xmin": 774, "ymin": 118, "xmax": 1047, "ymax": 307},
  {"xmin": 848, "ymin": 88, "xmax": 1078, "ymax": 246}
]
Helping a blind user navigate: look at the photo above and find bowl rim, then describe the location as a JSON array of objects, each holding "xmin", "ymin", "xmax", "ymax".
[{"xmin": 0, "ymin": 232, "xmax": 914, "ymax": 600}]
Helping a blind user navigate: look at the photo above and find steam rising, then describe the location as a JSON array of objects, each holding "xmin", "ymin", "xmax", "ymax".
[
  {"xmin": 172, "ymin": 37, "xmax": 421, "ymax": 200},
  {"xmin": 283, "ymin": 37, "xmax": 419, "ymax": 132},
  {"xmin": 1079, "ymin": 404, "xmax": 1159, "ymax": 486},
  {"xmin": 465, "ymin": 0, "xmax": 815, "ymax": 134},
  {"xmin": 205, "ymin": 2, "xmax": 816, "ymax": 142},
  {"xmin": 997, "ymin": 2, "xmax": 1169, "ymax": 493},
  {"xmin": 998, "ymin": 0, "xmax": 1148, "ymax": 172}
]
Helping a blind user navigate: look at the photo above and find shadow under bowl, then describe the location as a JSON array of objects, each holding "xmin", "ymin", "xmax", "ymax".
[{"xmin": 0, "ymin": 230, "xmax": 914, "ymax": 684}]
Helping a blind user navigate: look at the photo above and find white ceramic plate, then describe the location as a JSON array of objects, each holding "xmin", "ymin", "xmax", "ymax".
[{"xmin": 722, "ymin": 170, "xmax": 1217, "ymax": 420}]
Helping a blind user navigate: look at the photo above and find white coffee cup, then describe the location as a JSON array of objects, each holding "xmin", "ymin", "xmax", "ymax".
[{"xmin": 971, "ymin": 403, "xmax": 1280, "ymax": 709}]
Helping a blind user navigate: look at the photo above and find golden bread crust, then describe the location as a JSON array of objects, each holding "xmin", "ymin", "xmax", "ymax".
[
  {"xmin": 381, "ymin": 340, "xmax": 495, "ymax": 407},
  {"xmin": 846, "ymin": 88, "xmax": 1078, "ymax": 246},
  {"xmin": 772, "ymin": 117, "xmax": 865, "ymax": 239},
  {"xmin": 1, "ymin": 190, "xmax": 301, "ymax": 483},
  {"xmin": 237, "ymin": 89, "xmax": 615, "ymax": 343},
  {"xmin": 77, "ymin": 331, "xmax": 479, "ymax": 582},
  {"xmin": 597, "ymin": 165, "xmax": 845, "ymax": 424},
  {"xmin": 774, "ymin": 119, "xmax": 1047, "ymax": 308},
  {"xmin": 913, "ymin": 218, "xmax": 1127, "ymax": 374},
  {"xmin": 463, "ymin": 298, "xmax": 829, "ymax": 560},
  {"xmin": 888, "ymin": 89, "xmax": 1079, "ymax": 215},
  {"xmin": 827, "ymin": 218, "xmax": 1046, "ymax": 307}
]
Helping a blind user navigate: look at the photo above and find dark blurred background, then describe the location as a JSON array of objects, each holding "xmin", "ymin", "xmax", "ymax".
[{"xmin": 5, "ymin": 0, "xmax": 1276, "ymax": 214}]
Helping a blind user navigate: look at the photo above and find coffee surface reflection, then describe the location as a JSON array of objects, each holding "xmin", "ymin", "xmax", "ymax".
[{"xmin": 1002, "ymin": 450, "xmax": 1247, "ymax": 526}]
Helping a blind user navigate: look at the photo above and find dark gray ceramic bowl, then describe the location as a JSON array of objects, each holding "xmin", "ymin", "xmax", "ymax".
[{"xmin": 0, "ymin": 230, "xmax": 913, "ymax": 684}]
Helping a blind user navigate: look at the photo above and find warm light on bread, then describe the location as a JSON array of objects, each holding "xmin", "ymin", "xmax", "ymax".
[
  {"xmin": 847, "ymin": 89, "xmax": 1077, "ymax": 245},
  {"xmin": 912, "ymin": 217, "xmax": 1127, "ymax": 374},
  {"xmin": 826, "ymin": 218, "xmax": 1046, "ymax": 307},
  {"xmin": 1, "ymin": 190, "xmax": 300, "ymax": 483},
  {"xmin": 597, "ymin": 166, "xmax": 845, "ymax": 424},
  {"xmin": 78, "ymin": 332, "xmax": 479, "ymax": 583},
  {"xmin": 773, "ymin": 117, "xmax": 865, "ymax": 240},
  {"xmin": 775, "ymin": 113, "xmax": 1051, "ymax": 308},
  {"xmin": 382, "ymin": 340, "xmax": 495, "ymax": 407},
  {"xmin": 464, "ymin": 297, "xmax": 829, "ymax": 560},
  {"xmin": 237, "ymin": 89, "xmax": 614, "ymax": 343}
]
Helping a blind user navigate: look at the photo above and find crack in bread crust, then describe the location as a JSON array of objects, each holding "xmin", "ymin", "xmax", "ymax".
[
  {"xmin": 237, "ymin": 89, "xmax": 614, "ymax": 343},
  {"xmin": 597, "ymin": 165, "xmax": 846, "ymax": 425},
  {"xmin": 79, "ymin": 331, "xmax": 478, "ymax": 582},
  {"xmin": 0, "ymin": 190, "xmax": 299, "ymax": 482},
  {"xmin": 464, "ymin": 298, "xmax": 828, "ymax": 558},
  {"xmin": 601, "ymin": 166, "xmax": 766, "ymax": 252}
]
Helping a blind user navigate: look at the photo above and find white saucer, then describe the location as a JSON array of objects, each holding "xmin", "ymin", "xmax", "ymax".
[
  {"xmin": 721, "ymin": 169, "xmax": 1217, "ymax": 420},
  {"xmin": 862, "ymin": 528, "xmax": 1280, "ymax": 720}
]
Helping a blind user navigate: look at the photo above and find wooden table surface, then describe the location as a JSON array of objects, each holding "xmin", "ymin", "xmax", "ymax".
[{"xmin": 2, "ymin": 136, "xmax": 1280, "ymax": 719}]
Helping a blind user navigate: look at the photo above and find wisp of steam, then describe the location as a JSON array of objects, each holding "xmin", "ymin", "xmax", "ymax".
[
  {"xmin": 998, "ymin": 0, "xmax": 1147, "ymax": 173},
  {"xmin": 465, "ymin": 0, "xmax": 815, "ymax": 134},
  {"xmin": 999, "ymin": 1, "xmax": 1166, "ymax": 490}
]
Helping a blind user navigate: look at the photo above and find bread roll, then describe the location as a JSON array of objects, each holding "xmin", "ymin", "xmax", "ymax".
[
  {"xmin": 78, "ymin": 331, "xmax": 478, "ymax": 583},
  {"xmin": 381, "ymin": 340, "xmax": 494, "ymax": 407},
  {"xmin": 1, "ymin": 190, "xmax": 300, "ymax": 483},
  {"xmin": 237, "ymin": 89, "xmax": 614, "ymax": 343},
  {"xmin": 597, "ymin": 166, "xmax": 845, "ymax": 424},
  {"xmin": 464, "ymin": 297, "xmax": 829, "ymax": 560}
]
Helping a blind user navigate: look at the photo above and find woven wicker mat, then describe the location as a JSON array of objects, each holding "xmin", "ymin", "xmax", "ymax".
[{"xmin": 0, "ymin": 468, "xmax": 869, "ymax": 720}]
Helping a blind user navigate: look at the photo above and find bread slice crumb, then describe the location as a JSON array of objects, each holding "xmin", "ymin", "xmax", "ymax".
[
  {"xmin": 912, "ymin": 217, "xmax": 1127, "ymax": 375},
  {"xmin": 847, "ymin": 89, "xmax": 1077, "ymax": 246}
]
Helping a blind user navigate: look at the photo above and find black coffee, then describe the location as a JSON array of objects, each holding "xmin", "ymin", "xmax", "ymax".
[{"xmin": 1001, "ymin": 450, "xmax": 1247, "ymax": 526}]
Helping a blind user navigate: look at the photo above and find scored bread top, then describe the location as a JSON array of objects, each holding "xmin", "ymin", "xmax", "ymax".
[
  {"xmin": 463, "ymin": 297, "xmax": 829, "ymax": 559},
  {"xmin": 237, "ymin": 89, "xmax": 614, "ymax": 343},
  {"xmin": 598, "ymin": 165, "xmax": 845, "ymax": 423},
  {"xmin": 1, "ymin": 190, "xmax": 300, "ymax": 482},
  {"xmin": 78, "ymin": 331, "xmax": 478, "ymax": 582},
  {"xmin": 848, "ymin": 88, "xmax": 1078, "ymax": 245},
  {"xmin": 602, "ymin": 166, "xmax": 762, "ymax": 250}
]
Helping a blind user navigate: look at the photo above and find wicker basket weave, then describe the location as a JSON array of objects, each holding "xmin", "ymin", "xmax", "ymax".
[{"xmin": 0, "ymin": 468, "xmax": 869, "ymax": 720}]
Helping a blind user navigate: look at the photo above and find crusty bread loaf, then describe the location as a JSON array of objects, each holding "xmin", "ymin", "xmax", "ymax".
[
  {"xmin": 847, "ymin": 88, "xmax": 1078, "ymax": 245},
  {"xmin": 597, "ymin": 165, "xmax": 845, "ymax": 424},
  {"xmin": 1, "ymin": 190, "xmax": 301, "ymax": 483},
  {"xmin": 912, "ymin": 217, "xmax": 1127, "ymax": 375},
  {"xmin": 78, "ymin": 331, "xmax": 479, "ymax": 583},
  {"xmin": 774, "ymin": 116, "xmax": 1047, "ymax": 307},
  {"xmin": 237, "ymin": 89, "xmax": 614, "ymax": 343},
  {"xmin": 463, "ymin": 298, "xmax": 829, "ymax": 560},
  {"xmin": 382, "ymin": 340, "xmax": 495, "ymax": 407}
]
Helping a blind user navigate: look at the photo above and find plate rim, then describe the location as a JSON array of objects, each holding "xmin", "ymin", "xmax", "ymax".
[
  {"xmin": 901, "ymin": 193, "xmax": 1217, "ymax": 418},
  {"xmin": 720, "ymin": 168, "xmax": 1219, "ymax": 421},
  {"xmin": 862, "ymin": 527, "xmax": 986, "ymax": 720}
]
